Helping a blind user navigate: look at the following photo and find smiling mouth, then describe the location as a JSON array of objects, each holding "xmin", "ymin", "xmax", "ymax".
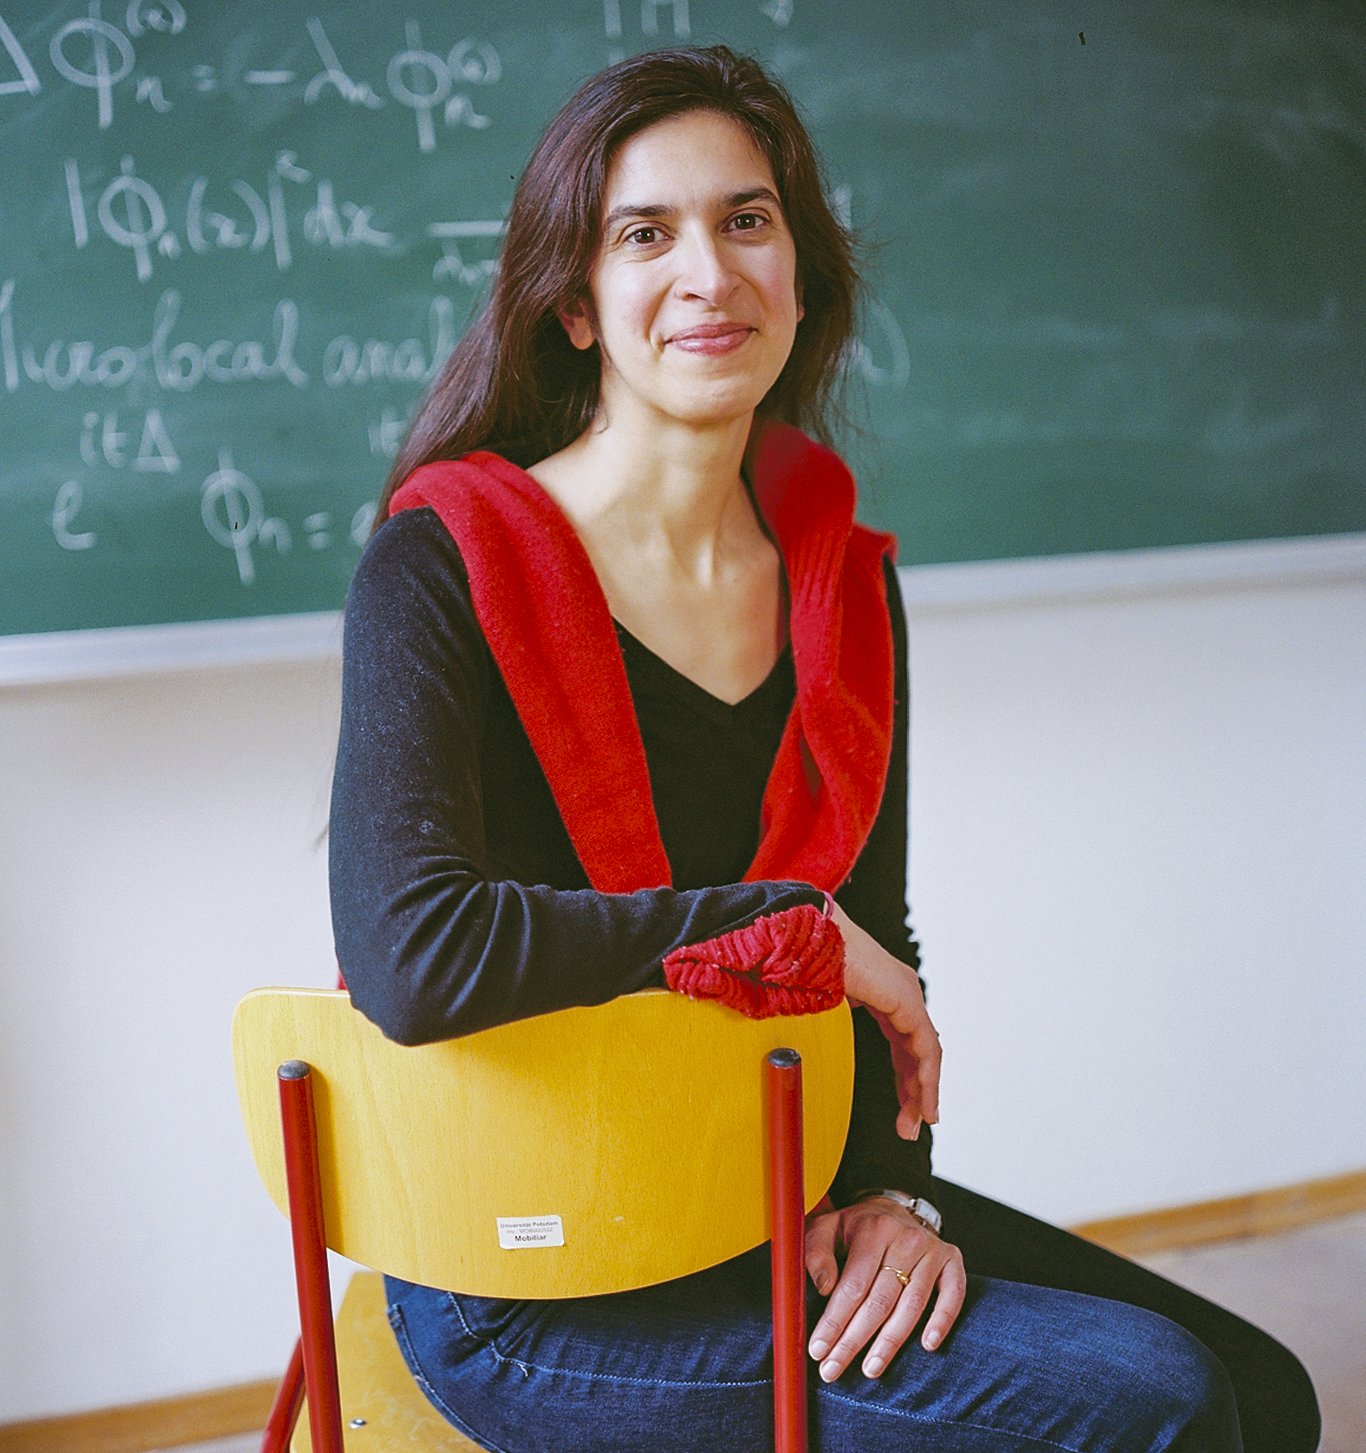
[{"xmin": 666, "ymin": 323, "xmax": 755, "ymax": 355}]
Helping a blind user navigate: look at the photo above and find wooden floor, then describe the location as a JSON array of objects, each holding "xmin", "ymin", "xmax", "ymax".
[
  {"xmin": 161, "ymin": 1212, "xmax": 1366, "ymax": 1453},
  {"xmin": 155, "ymin": 1439, "xmax": 260, "ymax": 1453},
  {"xmin": 1136, "ymin": 1210, "xmax": 1366, "ymax": 1453}
]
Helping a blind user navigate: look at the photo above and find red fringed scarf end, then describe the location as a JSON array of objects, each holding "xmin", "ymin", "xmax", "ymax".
[{"xmin": 663, "ymin": 903, "xmax": 845, "ymax": 1018}]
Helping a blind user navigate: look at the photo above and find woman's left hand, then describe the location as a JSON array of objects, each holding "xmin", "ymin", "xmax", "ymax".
[
  {"xmin": 805, "ymin": 1197, "xmax": 967, "ymax": 1381},
  {"xmin": 829, "ymin": 901, "xmax": 941, "ymax": 1139}
]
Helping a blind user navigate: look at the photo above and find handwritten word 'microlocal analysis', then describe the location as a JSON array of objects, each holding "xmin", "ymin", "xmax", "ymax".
[{"xmin": 0, "ymin": 285, "xmax": 459, "ymax": 397}]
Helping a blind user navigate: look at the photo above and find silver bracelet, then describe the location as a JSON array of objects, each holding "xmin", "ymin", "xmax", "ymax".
[{"xmin": 853, "ymin": 1188, "xmax": 942, "ymax": 1235}]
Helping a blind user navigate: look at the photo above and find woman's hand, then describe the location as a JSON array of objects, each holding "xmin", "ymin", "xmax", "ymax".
[
  {"xmin": 831, "ymin": 902, "xmax": 941, "ymax": 1139},
  {"xmin": 806, "ymin": 1197, "xmax": 966, "ymax": 1380}
]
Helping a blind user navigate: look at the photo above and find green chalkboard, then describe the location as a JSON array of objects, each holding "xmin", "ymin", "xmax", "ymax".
[{"xmin": 1, "ymin": 0, "xmax": 1363, "ymax": 636}]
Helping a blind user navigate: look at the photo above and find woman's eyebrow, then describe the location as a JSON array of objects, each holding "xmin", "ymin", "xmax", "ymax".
[
  {"xmin": 602, "ymin": 201, "xmax": 672, "ymax": 231},
  {"xmin": 602, "ymin": 187, "xmax": 782, "ymax": 233},
  {"xmin": 725, "ymin": 187, "xmax": 781, "ymax": 211}
]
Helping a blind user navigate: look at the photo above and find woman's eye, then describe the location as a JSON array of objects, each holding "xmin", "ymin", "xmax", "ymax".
[
  {"xmin": 624, "ymin": 225, "xmax": 662, "ymax": 245},
  {"xmin": 728, "ymin": 211, "xmax": 767, "ymax": 232}
]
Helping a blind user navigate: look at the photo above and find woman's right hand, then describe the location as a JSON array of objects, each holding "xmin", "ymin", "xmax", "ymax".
[
  {"xmin": 806, "ymin": 1196, "xmax": 966, "ymax": 1377},
  {"xmin": 830, "ymin": 902, "xmax": 941, "ymax": 1140}
]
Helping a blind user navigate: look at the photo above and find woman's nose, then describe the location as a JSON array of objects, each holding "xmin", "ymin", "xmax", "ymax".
[{"xmin": 675, "ymin": 230, "xmax": 737, "ymax": 303}]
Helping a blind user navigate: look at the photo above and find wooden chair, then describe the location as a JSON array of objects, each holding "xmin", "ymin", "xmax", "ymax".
[{"xmin": 234, "ymin": 987, "xmax": 855, "ymax": 1453}]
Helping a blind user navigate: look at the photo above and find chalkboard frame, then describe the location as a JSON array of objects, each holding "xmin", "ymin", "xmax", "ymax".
[{"xmin": 2, "ymin": 531, "xmax": 1361, "ymax": 685}]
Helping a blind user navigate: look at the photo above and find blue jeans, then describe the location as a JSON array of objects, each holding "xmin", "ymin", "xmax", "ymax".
[{"xmin": 384, "ymin": 1182, "xmax": 1316, "ymax": 1453}]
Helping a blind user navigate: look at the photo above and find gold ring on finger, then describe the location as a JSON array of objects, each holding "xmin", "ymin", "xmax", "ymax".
[{"xmin": 882, "ymin": 1265, "xmax": 912, "ymax": 1287}]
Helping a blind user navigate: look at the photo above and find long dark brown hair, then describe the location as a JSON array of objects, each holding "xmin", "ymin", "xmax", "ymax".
[{"xmin": 377, "ymin": 45, "xmax": 860, "ymax": 521}]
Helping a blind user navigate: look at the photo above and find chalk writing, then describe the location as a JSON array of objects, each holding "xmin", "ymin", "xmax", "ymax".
[
  {"xmin": 187, "ymin": 174, "xmax": 270, "ymax": 257},
  {"xmin": 0, "ymin": 282, "xmax": 309, "ymax": 395},
  {"xmin": 367, "ymin": 409, "xmax": 407, "ymax": 458},
  {"xmin": 50, "ymin": 4, "xmax": 138, "ymax": 130},
  {"xmin": 124, "ymin": 3, "xmax": 187, "ymax": 39},
  {"xmin": 150, "ymin": 292, "xmax": 309, "ymax": 391},
  {"xmin": 350, "ymin": 502, "xmax": 377, "ymax": 544},
  {"xmin": 428, "ymin": 218, "xmax": 503, "ymax": 287},
  {"xmin": 79, "ymin": 408, "xmax": 180, "ymax": 472},
  {"xmin": 603, "ymin": 0, "xmax": 691, "ymax": 39},
  {"xmin": 321, "ymin": 297, "xmax": 456, "ymax": 388},
  {"xmin": 98, "ymin": 156, "xmax": 175, "ymax": 280},
  {"xmin": 53, "ymin": 482, "xmax": 97, "ymax": 550},
  {"xmin": 36, "ymin": 0, "xmax": 187, "ymax": 125},
  {"xmin": 303, "ymin": 180, "xmax": 395, "ymax": 251},
  {"xmin": 829, "ymin": 187, "xmax": 906, "ymax": 389},
  {"xmin": 0, "ymin": 14, "xmax": 41, "ymax": 96},
  {"xmin": 854, "ymin": 301, "xmax": 910, "ymax": 389},
  {"xmin": 0, "ymin": 278, "xmax": 16, "ymax": 392},
  {"xmin": 387, "ymin": 21, "xmax": 497, "ymax": 152},
  {"xmin": 195, "ymin": 448, "xmax": 379, "ymax": 582},
  {"xmin": 200, "ymin": 449, "xmax": 288, "ymax": 584},
  {"xmin": 603, "ymin": 0, "xmax": 690, "ymax": 57},
  {"xmin": 135, "ymin": 74, "xmax": 169, "ymax": 111},
  {"xmin": 64, "ymin": 154, "xmax": 399, "ymax": 281},
  {"xmin": 432, "ymin": 243, "xmax": 498, "ymax": 287},
  {"xmin": 642, "ymin": 0, "xmax": 690, "ymax": 36},
  {"xmin": 303, "ymin": 15, "xmax": 382, "ymax": 108},
  {"xmin": 2, "ymin": 10, "xmax": 500, "ymax": 142},
  {"xmin": 829, "ymin": 185, "xmax": 852, "ymax": 229},
  {"xmin": 426, "ymin": 220, "xmax": 504, "ymax": 241}
]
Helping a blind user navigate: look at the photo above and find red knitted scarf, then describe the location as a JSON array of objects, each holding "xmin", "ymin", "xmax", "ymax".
[{"xmin": 388, "ymin": 422, "xmax": 897, "ymax": 1016}]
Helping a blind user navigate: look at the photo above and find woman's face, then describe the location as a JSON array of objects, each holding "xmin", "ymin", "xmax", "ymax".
[{"xmin": 562, "ymin": 109, "xmax": 802, "ymax": 433}]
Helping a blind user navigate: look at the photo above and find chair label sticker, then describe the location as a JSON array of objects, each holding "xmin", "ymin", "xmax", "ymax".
[{"xmin": 497, "ymin": 1214, "xmax": 565, "ymax": 1249}]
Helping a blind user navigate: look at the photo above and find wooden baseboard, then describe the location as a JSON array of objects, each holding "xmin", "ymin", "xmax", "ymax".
[
  {"xmin": 1071, "ymin": 1167, "xmax": 1366, "ymax": 1257},
  {"xmin": 7, "ymin": 1168, "xmax": 1365, "ymax": 1449},
  {"xmin": 0, "ymin": 1378, "xmax": 278, "ymax": 1453}
]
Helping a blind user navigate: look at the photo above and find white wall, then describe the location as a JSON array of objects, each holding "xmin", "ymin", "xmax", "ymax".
[
  {"xmin": 908, "ymin": 561, "xmax": 1366, "ymax": 1225},
  {"xmin": 0, "ymin": 543, "xmax": 1363, "ymax": 1420},
  {"xmin": 0, "ymin": 657, "xmax": 342, "ymax": 1421}
]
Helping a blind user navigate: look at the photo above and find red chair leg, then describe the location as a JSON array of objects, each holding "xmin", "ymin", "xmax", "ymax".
[
  {"xmin": 766, "ymin": 1048, "xmax": 808, "ymax": 1453},
  {"xmin": 278, "ymin": 1061, "xmax": 346, "ymax": 1453},
  {"xmin": 260, "ymin": 1338, "xmax": 305, "ymax": 1453}
]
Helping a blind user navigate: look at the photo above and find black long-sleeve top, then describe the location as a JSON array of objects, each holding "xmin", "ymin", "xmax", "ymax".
[{"xmin": 330, "ymin": 504, "xmax": 934, "ymax": 1205}]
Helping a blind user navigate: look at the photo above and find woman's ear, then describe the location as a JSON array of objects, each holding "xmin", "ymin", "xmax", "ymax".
[{"xmin": 558, "ymin": 298, "xmax": 597, "ymax": 351}]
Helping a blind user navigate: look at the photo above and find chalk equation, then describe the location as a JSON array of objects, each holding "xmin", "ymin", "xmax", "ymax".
[
  {"xmin": 61, "ymin": 149, "xmax": 505, "ymax": 285},
  {"xmin": 52, "ymin": 449, "xmax": 376, "ymax": 577},
  {"xmin": 80, "ymin": 406, "xmax": 178, "ymax": 472},
  {"xmin": 0, "ymin": 8, "xmax": 501, "ymax": 152},
  {"xmin": 63, "ymin": 151, "xmax": 402, "ymax": 282},
  {"xmin": 386, "ymin": 21, "xmax": 498, "ymax": 153},
  {"xmin": 197, "ymin": 447, "xmax": 372, "ymax": 585}
]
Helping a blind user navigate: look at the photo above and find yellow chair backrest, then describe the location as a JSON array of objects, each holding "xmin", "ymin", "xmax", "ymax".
[{"xmin": 233, "ymin": 988, "xmax": 854, "ymax": 1299}]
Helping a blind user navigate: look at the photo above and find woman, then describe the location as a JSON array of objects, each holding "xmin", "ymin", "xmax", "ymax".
[{"xmin": 330, "ymin": 45, "xmax": 1317, "ymax": 1453}]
